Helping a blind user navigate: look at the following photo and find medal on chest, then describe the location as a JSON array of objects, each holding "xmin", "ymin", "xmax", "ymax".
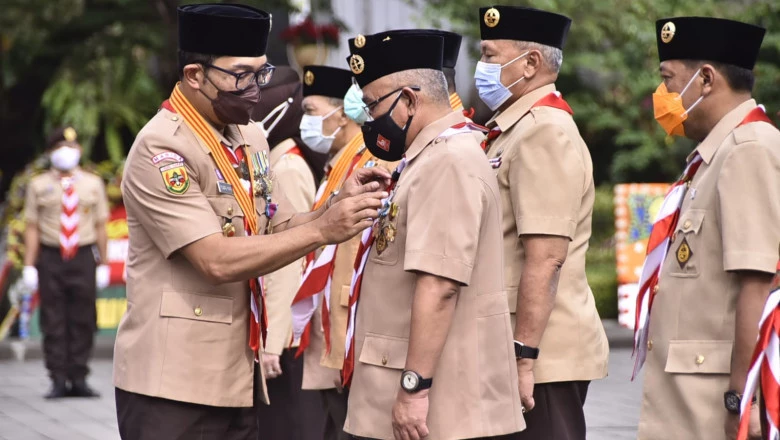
[{"xmin": 373, "ymin": 195, "xmax": 400, "ymax": 255}]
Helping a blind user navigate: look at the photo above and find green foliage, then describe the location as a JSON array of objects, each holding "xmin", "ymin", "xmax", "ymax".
[
  {"xmin": 587, "ymin": 186, "xmax": 617, "ymax": 318},
  {"xmin": 417, "ymin": 0, "xmax": 780, "ymax": 183}
]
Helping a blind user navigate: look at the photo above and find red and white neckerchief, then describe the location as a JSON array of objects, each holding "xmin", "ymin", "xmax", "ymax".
[
  {"xmin": 481, "ymin": 91, "xmax": 574, "ymax": 156},
  {"xmin": 738, "ymin": 265, "xmax": 780, "ymax": 440},
  {"xmin": 341, "ymin": 121, "xmax": 487, "ymax": 386},
  {"xmin": 633, "ymin": 105, "xmax": 776, "ymax": 378},
  {"xmin": 59, "ymin": 175, "xmax": 79, "ymax": 260}
]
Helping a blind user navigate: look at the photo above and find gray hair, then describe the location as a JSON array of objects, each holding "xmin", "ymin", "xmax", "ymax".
[
  {"xmin": 513, "ymin": 41, "xmax": 563, "ymax": 74},
  {"xmin": 388, "ymin": 69, "xmax": 449, "ymax": 105}
]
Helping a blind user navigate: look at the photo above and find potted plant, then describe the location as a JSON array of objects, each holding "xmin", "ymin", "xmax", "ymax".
[{"xmin": 280, "ymin": 17, "xmax": 341, "ymax": 71}]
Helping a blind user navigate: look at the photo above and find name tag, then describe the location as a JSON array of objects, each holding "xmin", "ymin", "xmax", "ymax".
[{"xmin": 217, "ymin": 181, "xmax": 234, "ymax": 195}]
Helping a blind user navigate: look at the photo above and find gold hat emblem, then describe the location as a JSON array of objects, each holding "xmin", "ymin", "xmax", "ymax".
[
  {"xmin": 354, "ymin": 34, "xmax": 366, "ymax": 48},
  {"xmin": 304, "ymin": 70, "xmax": 314, "ymax": 86},
  {"xmin": 349, "ymin": 54, "xmax": 365, "ymax": 75},
  {"xmin": 63, "ymin": 127, "xmax": 77, "ymax": 142},
  {"xmin": 661, "ymin": 21, "xmax": 676, "ymax": 44},
  {"xmin": 484, "ymin": 8, "xmax": 500, "ymax": 28}
]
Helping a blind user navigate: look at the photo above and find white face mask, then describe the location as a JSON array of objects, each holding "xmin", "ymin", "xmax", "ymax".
[
  {"xmin": 50, "ymin": 146, "xmax": 81, "ymax": 171},
  {"xmin": 256, "ymin": 97, "xmax": 293, "ymax": 138},
  {"xmin": 474, "ymin": 51, "xmax": 529, "ymax": 111},
  {"xmin": 299, "ymin": 106, "xmax": 342, "ymax": 154}
]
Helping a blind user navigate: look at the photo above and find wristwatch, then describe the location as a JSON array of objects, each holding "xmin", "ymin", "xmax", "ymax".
[
  {"xmin": 724, "ymin": 390, "xmax": 756, "ymax": 414},
  {"xmin": 400, "ymin": 370, "xmax": 433, "ymax": 393},
  {"xmin": 514, "ymin": 341, "xmax": 540, "ymax": 360}
]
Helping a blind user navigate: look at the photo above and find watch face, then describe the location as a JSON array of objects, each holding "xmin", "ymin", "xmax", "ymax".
[{"xmin": 402, "ymin": 372, "xmax": 418, "ymax": 391}]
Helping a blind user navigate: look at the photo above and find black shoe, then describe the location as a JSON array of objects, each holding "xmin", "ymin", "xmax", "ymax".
[
  {"xmin": 68, "ymin": 379, "xmax": 100, "ymax": 398},
  {"xmin": 44, "ymin": 380, "xmax": 68, "ymax": 399}
]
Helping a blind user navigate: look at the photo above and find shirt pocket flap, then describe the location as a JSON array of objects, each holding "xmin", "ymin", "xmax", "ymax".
[
  {"xmin": 358, "ymin": 334, "xmax": 408, "ymax": 370},
  {"xmin": 160, "ymin": 289, "xmax": 233, "ymax": 324},
  {"xmin": 664, "ymin": 340, "xmax": 732, "ymax": 374},
  {"xmin": 675, "ymin": 209, "xmax": 706, "ymax": 235},
  {"xmin": 208, "ymin": 196, "xmax": 244, "ymax": 220}
]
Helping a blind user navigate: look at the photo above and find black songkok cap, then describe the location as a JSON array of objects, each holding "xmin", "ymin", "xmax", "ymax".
[
  {"xmin": 479, "ymin": 5, "xmax": 571, "ymax": 50},
  {"xmin": 302, "ymin": 66, "xmax": 353, "ymax": 99},
  {"xmin": 346, "ymin": 32, "xmax": 444, "ymax": 88},
  {"xmin": 178, "ymin": 3, "xmax": 272, "ymax": 57},
  {"xmin": 656, "ymin": 17, "xmax": 765, "ymax": 70}
]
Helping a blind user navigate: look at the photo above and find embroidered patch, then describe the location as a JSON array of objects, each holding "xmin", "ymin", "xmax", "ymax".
[
  {"xmin": 676, "ymin": 237, "xmax": 693, "ymax": 269},
  {"xmin": 160, "ymin": 162, "xmax": 189, "ymax": 194},
  {"xmin": 215, "ymin": 168, "xmax": 225, "ymax": 181},
  {"xmin": 151, "ymin": 151, "xmax": 184, "ymax": 164},
  {"xmin": 377, "ymin": 135, "xmax": 391, "ymax": 152},
  {"xmin": 489, "ymin": 157, "xmax": 502, "ymax": 169}
]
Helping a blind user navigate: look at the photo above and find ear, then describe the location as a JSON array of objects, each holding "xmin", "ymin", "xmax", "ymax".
[
  {"xmin": 183, "ymin": 64, "xmax": 204, "ymax": 90},
  {"xmin": 700, "ymin": 64, "xmax": 717, "ymax": 97},
  {"xmin": 336, "ymin": 108, "xmax": 350, "ymax": 127},
  {"xmin": 402, "ymin": 87, "xmax": 419, "ymax": 117},
  {"xmin": 523, "ymin": 49, "xmax": 543, "ymax": 79}
]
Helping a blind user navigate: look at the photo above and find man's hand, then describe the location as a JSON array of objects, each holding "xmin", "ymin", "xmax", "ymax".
[
  {"xmin": 22, "ymin": 266, "xmax": 38, "ymax": 291},
  {"xmin": 517, "ymin": 359, "xmax": 535, "ymax": 413},
  {"xmin": 318, "ymin": 189, "xmax": 385, "ymax": 244},
  {"xmin": 392, "ymin": 389, "xmax": 430, "ymax": 440},
  {"xmin": 262, "ymin": 353, "xmax": 282, "ymax": 379},
  {"xmin": 96, "ymin": 264, "xmax": 111, "ymax": 290},
  {"xmin": 725, "ymin": 401, "xmax": 762, "ymax": 440},
  {"xmin": 340, "ymin": 167, "xmax": 392, "ymax": 200}
]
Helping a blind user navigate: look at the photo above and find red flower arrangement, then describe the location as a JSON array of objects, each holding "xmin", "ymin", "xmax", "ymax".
[{"xmin": 280, "ymin": 17, "xmax": 340, "ymax": 47}]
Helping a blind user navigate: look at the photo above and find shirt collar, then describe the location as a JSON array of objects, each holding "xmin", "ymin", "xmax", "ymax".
[
  {"xmin": 689, "ymin": 98, "xmax": 757, "ymax": 164},
  {"xmin": 491, "ymin": 84, "xmax": 557, "ymax": 132},
  {"xmin": 405, "ymin": 111, "xmax": 466, "ymax": 163}
]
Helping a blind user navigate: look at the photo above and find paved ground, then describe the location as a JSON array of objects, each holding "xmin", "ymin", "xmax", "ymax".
[{"xmin": 0, "ymin": 346, "xmax": 642, "ymax": 440}]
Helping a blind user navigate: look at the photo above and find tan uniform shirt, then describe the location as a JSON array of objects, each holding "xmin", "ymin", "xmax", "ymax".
[
  {"xmin": 302, "ymin": 143, "xmax": 398, "ymax": 391},
  {"xmin": 24, "ymin": 169, "xmax": 109, "ymax": 247},
  {"xmin": 344, "ymin": 111, "xmax": 525, "ymax": 440},
  {"xmin": 486, "ymin": 84, "xmax": 609, "ymax": 383},
  {"xmin": 113, "ymin": 106, "xmax": 296, "ymax": 408},
  {"xmin": 638, "ymin": 99, "xmax": 780, "ymax": 440},
  {"xmin": 263, "ymin": 139, "xmax": 316, "ymax": 355}
]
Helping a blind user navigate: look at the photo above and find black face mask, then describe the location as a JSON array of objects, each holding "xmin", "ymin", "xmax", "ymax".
[
  {"xmin": 201, "ymin": 76, "xmax": 260, "ymax": 126},
  {"xmin": 361, "ymin": 91, "xmax": 413, "ymax": 162}
]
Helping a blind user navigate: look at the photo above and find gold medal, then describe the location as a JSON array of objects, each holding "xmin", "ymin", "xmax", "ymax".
[
  {"xmin": 385, "ymin": 224, "xmax": 396, "ymax": 243},
  {"xmin": 376, "ymin": 233, "xmax": 388, "ymax": 254},
  {"xmin": 389, "ymin": 203, "xmax": 399, "ymax": 220},
  {"xmin": 222, "ymin": 222, "xmax": 236, "ymax": 237}
]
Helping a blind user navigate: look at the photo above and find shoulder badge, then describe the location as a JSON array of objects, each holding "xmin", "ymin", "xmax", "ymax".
[{"xmin": 159, "ymin": 162, "xmax": 190, "ymax": 195}]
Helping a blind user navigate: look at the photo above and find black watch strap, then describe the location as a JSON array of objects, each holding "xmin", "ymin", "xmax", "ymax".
[
  {"xmin": 514, "ymin": 341, "xmax": 540, "ymax": 359},
  {"xmin": 418, "ymin": 377, "xmax": 433, "ymax": 390}
]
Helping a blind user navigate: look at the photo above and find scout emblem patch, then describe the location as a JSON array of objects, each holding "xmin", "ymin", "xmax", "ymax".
[
  {"xmin": 661, "ymin": 22, "xmax": 676, "ymax": 43},
  {"xmin": 350, "ymin": 55, "xmax": 365, "ymax": 75},
  {"xmin": 484, "ymin": 8, "xmax": 500, "ymax": 27},
  {"xmin": 676, "ymin": 237, "xmax": 692, "ymax": 269},
  {"xmin": 377, "ymin": 134, "xmax": 391, "ymax": 152},
  {"xmin": 160, "ymin": 162, "xmax": 189, "ymax": 194}
]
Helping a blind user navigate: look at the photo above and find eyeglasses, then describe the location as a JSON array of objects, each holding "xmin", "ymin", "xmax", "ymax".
[
  {"xmin": 362, "ymin": 86, "xmax": 421, "ymax": 121},
  {"xmin": 204, "ymin": 63, "xmax": 276, "ymax": 91}
]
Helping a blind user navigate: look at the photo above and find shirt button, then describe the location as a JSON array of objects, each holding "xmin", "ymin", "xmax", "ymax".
[
  {"xmin": 434, "ymin": 138, "xmax": 443, "ymax": 144},
  {"xmin": 171, "ymin": 116, "xmax": 179, "ymax": 121},
  {"xmin": 671, "ymin": 232, "xmax": 677, "ymax": 242},
  {"xmin": 381, "ymin": 354, "xmax": 388, "ymax": 366},
  {"xmin": 683, "ymin": 220, "xmax": 692, "ymax": 230},
  {"xmin": 227, "ymin": 206, "xmax": 234, "ymax": 216},
  {"xmin": 647, "ymin": 340, "xmax": 654, "ymax": 351},
  {"xmin": 194, "ymin": 306, "xmax": 203, "ymax": 317},
  {"xmin": 695, "ymin": 354, "xmax": 705, "ymax": 365},
  {"xmin": 653, "ymin": 285, "xmax": 659, "ymax": 294}
]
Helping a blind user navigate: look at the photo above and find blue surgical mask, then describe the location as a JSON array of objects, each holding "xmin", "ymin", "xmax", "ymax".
[
  {"xmin": 474, "ymin": 51, "xmax": 529, "ymax": 111},
  {"xmin": 299, "ymin": 106, "xmax": 342, "ymax": 154},
  {"xmin": 344, "ymin": 84, "xmax": 368, "ymax": 125}
]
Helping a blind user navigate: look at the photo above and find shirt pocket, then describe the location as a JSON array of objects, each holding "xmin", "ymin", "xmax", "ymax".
[
  {"xmin": 159, "ymin": 289, "xmax": 233, "ymax": 325},
  {"xmin": 358, "ymin": 333, "xmax": 408, "ymax": 370},
  {"xmin": 664, "ymin": 340, "xmax": 732, "ymax": 374},
  {"xmin": 668, "ymin": 209, "xmax": 706, "ymax": 278},
  {"xmin": 207, "ymin": 196, "xmax": 245, "ymax": 237}
]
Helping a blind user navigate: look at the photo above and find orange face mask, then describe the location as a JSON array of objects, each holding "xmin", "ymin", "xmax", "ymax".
[{"xmin": 652, "ymin": 69, "xmax": 703, "ymax": 137}]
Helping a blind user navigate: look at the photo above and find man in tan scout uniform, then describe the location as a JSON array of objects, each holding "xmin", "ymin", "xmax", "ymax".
[
  {"xmin": 113, "ymin": 5, "xmax": 387, "ymax": 440},
  {"xmin": 291, "ymin": 64, "xmax": 375, "ymax": 440},
  {"xmin": 342, "ymin": 31, "xmax": 524, "ymax": 440},
  {"xmin": 254, "ymin": 67, "xmax": 324, "ymax": 439},
  {"xmin": 476, "ymin": 5, "xmax": 608, "ymax": 439},
  {"xmin": 23, "ymin": 126, "xmax": 109, "ymax": 399},
  {"xmin": 635, "ymin": 17, "xmax": 780, "ymax": 440}
]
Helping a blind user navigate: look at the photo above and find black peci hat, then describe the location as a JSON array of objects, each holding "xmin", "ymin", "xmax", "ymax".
[
  {"xmin": 346, "ymin": 32, "xmax": 444, "ymax": 88},
  {"xmin": 362, "ymin": 30, "xmax": 462, "ymax": 69},
  {"xmin": 479, "ymin": 5, "xmax": 571, "ymax": 50},
  {"xmin": 656, "ymin": 17, "xmax": 765, "ymax": 70},
  {"xmin": 178, "ymin": 3, "xmax": 272, "ymax": 57},
  {"xmin": 48, "ymin": 126, "xmax": 79, "ymax": 149},
  {"xmin": 302, "ymin": 66, "xmax": 353, "ymax": 99}
]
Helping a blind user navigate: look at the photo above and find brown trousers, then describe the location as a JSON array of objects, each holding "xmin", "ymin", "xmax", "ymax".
[
  {"xmin": 116, "ymin": 387, "xmax": 257, "ymax": 440},
  {"xmin": 322, "ymin": 387, "xmax": 350, "ymax": 440},
  {"xmin": 256, "ymin": 348, "xmax": 325, "ymax": 439},
  {"xmin": 37, "ymin": 245, "xmax": 97, "ymax": 382},
  {"xmin": 516, "ymin": 380, "xmax": 590, "ymax": 440}
]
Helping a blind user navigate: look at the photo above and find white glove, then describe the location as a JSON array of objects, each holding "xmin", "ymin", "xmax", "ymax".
[
  {"xmin": 96, "ymin": 264, "xmax": 111, "ymax": 290},
  {"xmin": 22, "ymin": 266, "xmax": 38, "ymax": 291}
]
